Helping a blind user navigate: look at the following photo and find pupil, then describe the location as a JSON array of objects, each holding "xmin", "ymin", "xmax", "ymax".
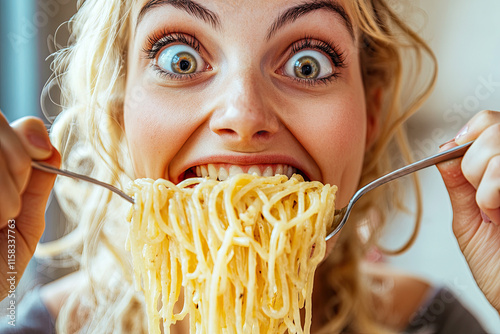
[
  {"xmin": 301, "ymin": 64, "xmax": 313, "ymax": 76},
  {"xmin": 179, "ymin": 59, "xmax": 190, "ymax": 71}
]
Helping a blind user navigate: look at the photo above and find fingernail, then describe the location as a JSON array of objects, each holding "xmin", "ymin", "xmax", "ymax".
[
  {"xmin": 27, "ymin": 132, "xmax": 51, "ymax": 152},
  {"xmin": 455, "ymin": 125, "xmax": 469, "ymax": 141},
  {"xmin": 439, "ymin": 138, "xmax": 456, "ymax": 149},
  {"xmin": 480, "ymin": 210, "xmax": 492, "ymax": 223}
]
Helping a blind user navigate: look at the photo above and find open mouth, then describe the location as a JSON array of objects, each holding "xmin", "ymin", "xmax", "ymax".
[{"xmin": 179, "ymin": 163, "xmax": 309, "ymax": 182}]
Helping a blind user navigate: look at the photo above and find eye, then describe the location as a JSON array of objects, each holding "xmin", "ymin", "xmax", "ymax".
[
  {"xmin": 283, "ymin": 50, "xmax": 333, "ymax": 80},
  {"xmin": 157, "ymin": 44, "xmax": 205, "ymax": 75}
]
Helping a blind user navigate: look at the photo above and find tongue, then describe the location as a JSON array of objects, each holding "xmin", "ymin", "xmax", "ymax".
[{"xmin": 183, "ymin": 168, "xmax": 198, "ymax": 180}]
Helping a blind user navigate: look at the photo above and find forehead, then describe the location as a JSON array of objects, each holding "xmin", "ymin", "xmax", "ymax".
[
  {"xmin": 132, "ymin": 0, "xmax": 355, "ymax": 39},
  {"xmin": 135, "ymin": 0, "xmax": 327, "ymax": 13}
]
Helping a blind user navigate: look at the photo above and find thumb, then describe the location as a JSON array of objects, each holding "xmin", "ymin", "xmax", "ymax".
[{"xmin": 436, "ymin": 141, "xmax": 482, "ymax": 247}]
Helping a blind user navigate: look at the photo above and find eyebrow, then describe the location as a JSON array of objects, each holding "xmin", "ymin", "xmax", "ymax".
[
  {"xmin": 137, "ymin": 0, "xmax": 221, "ymax": 29},
  {"xmin": 266, "ymin": 0, "xmax": 354, "ymax": 41},
  {"xmin": 136, "ymin": 0, "xmax": 353, "ymax": 41}
]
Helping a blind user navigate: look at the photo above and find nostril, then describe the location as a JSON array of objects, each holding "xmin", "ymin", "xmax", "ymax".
[
  {"xmin": 217, "ymin": 128, "xmax": 237, "ymax": 136},
  {"xmin": 254, "ymin": 130, "xmax": 271, "ymax": 140},
  {"xmin": 215, "ymin": 128, "xmax": 271, "ymax": 141}
]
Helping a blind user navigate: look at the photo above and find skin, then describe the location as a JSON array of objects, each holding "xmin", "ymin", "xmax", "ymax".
[
  {"xmin": 124, "ymin": 0, "xmax": 371, "ymax": 212},
  {"xmin": 0, "ymin": 0, "xmax": 498, "ymax": 328},
  {"xmin": 437, "ymin": 110, "xmax": 500, "ymax": 313},
  {"xmin": 0, "ymin": 113, "xmax": 60, "ymax": 300}
]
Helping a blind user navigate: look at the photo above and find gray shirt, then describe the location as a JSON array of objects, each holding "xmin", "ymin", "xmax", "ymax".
[{"xmin": 404, "ymin": 287, "xmax": 487, "ymax": 334}]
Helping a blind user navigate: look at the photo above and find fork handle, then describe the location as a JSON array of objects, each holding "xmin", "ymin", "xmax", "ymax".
[
  {"xmin": 31, "ymin": 161, "xmax": 135, "ymax": 204},
  {"xmin": 354, "ymin": 140, "xmax": 474, "ymax": 204},
  {"xmin": 327, "ymin": 141, "xmax": 474, "ymax": 240}
]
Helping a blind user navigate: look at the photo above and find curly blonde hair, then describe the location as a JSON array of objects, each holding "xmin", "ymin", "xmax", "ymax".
[{"xmin": 38, "ymin": 0, "xmax": 436, "ymax": 332}]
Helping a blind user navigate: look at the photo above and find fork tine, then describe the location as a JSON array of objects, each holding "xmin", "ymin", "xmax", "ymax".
[{"xmin": 326, "ymin": 207, "xmax": 348, "ymax": 240}]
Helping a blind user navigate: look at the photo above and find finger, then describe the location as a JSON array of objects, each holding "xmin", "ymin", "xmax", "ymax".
[
  {"xmin": 436, "ymin": 141, "xmax": 482, "ymax": 245},
  {"xmin": 0, "ymin": 153, "xmax": 21, "ymax": 224},
  {"xmin": 15, "ymin": 147, "xmax": 61, "ymax": 253},
  {"xmin": 0, "ymin": 114, "xmax": 32, "ymax": 192},
  {"xmin": 10, "ymin": 116, "xmax": 53, "ymax": 160},
  {"xmin": 461, "ymin": 123, "xmax": 500, "ymax": 188},
  {"xmin": 475, "ymin": 155, "xmax": 500, "ymax": 226},
  {"xmin": 455, "ymin": 110, "xmax": 500, "ymax": 145}
]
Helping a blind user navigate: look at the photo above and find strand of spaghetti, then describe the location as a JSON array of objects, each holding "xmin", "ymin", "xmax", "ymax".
[
  {"xmin": 263, "ymin": 250, "xmax": 290, "ymax": 319},
  {"xmin": 207, "ymin": 182, "xmax": 227, "ymax": 242},
  {"xmin": 303, "ymin": 267, "xmax": 316, "ymax": 333},
  {"xmin": 168, "ymin": 193, "xmax": 196, "ymax": 253},
  {"xmin": 161, "ymin": 242, "xmax": 176, "ymax": 331},
  {"xmin": 208, "ymin": 227, "xmax": 235, "ymax": 333},
  {"xmin": 144, "ymin": 181, "xmax": 159, "ymax": 241},
  {"xmin": 184, "ymin": 201, "xmax": 206, "ymax": 280},
  {"xmin": 223, "ymin": 175, "xmax": 244, "ymax": 232},
  {"xmin": 190, "ymin": 185, "xmax": 210, "ymax": 274},
  {"xmin": 244, "ymin": 245, "xmax": 257, "ymax": 331}
]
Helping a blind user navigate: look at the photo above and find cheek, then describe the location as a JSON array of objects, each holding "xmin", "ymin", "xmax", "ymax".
[
  {"xmin": 123, "ymin": 83, "xmax": 200, "ymax": 179},
  {"xmin": 292, "ymin": 92, "xmax": 367, "ymax": 206},
  {"xmin": 328, "ymin": 97, "xmax": 367, "ymax": 173}
]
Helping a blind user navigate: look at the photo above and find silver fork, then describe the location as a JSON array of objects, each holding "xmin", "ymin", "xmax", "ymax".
[
  {"xmin": 31, "ymin": 141, "xmax": 473, "ymax": 241},
  {"xmin": 325, "ymin": 141, "xmax": 473, "ymax": 240},
  {"xmin": 31, "ymin": 161, "xmax": 135, "ymax": 204}
]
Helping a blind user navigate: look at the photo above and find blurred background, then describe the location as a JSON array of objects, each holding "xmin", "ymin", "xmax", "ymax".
[
  {"xmin": 1, "ymin": 0, "xmax": 500, "ymax": 332},
  {"xmin": 381, "ymin": 0, "xmax": 500, "ymax": 332},
  {"xmin": 0, "ymin": 0, "xmax": 79, "ymax": 320}
]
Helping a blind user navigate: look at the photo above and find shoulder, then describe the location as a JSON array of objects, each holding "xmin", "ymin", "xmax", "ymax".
[
  {"xmin": 40, "ymin": 271, "xmax": 85, "ymax": 320},
  {"xmin": 362, "ymin": 262, "xmax": 432, "ymax": 331},
  {"xmin": 0, "ymin": 285, "xmax": 56, "ymax": 333},
  {"xmin": 362, "ymin": 262, "xmax": 486, "ymax": 333}
]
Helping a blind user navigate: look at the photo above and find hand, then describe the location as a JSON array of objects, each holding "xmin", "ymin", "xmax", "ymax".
[
  {"xmin": 437, "ymin": 110, "xmax": 500, "ymax": 313},
  {"xmin": 0, "ymin": 111, "xmax": 60, "ymax": 301}
]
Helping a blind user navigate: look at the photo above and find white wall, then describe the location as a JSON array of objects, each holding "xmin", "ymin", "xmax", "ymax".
[{"xmin": 384, "ymin": 1, "xmax": 500, "ymax": 332}]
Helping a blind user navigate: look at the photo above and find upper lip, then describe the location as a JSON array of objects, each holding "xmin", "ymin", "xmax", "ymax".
[{"xmin": 173, "ymin": 154, "xmax": 313, "ymax": 183}]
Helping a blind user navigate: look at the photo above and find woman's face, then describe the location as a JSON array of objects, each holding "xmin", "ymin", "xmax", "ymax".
[{"xmin": 124, "ymin": 0, "xmax": 374, "ymax": 209}]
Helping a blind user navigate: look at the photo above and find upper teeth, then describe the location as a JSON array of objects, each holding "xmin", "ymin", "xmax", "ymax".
[{"xmin": 194, "ymin": 164, "xmax": 297, "ymax": 181}]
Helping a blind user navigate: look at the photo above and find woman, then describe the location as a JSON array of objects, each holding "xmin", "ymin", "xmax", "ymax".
[{"xmin": 0, "ymin": 0, "xmax": 498, "ymax": 332}]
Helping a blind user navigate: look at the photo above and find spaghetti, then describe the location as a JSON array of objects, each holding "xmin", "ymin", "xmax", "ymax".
[{"xmin": 126, "ymin": 174, "xmax": 337, "ymax": 333}]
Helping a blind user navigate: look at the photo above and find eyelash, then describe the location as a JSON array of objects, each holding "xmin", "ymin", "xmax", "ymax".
[
  {"xmin": 142, "ymin": 32, "xmax": 346, "ymax": 85},
  {"xmin": 142, "ymin": 30, "xmax": 203, "ymax": 80},
  {"xmin": 286, "ymin": 37, "xmax": 346, "ymax": 86}
]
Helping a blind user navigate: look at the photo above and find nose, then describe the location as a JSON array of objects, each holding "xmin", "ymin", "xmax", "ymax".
[{"xmin": 210, "ymin": 72, "xmax": 280, "ymax": 148}]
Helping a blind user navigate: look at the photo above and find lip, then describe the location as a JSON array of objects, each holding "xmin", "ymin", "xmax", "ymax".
[{"xmin": 173, "ymin": 154, "xmax": 314, "ymax": 184}]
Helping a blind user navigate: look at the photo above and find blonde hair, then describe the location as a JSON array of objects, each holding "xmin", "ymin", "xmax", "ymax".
[
  {"xmin": 316, "ymin": 1, "xmax": 436, "ymax": 332},
  {"xmin": 41, "ymin": 0, "xmax": 436, "ymax": 332}
]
